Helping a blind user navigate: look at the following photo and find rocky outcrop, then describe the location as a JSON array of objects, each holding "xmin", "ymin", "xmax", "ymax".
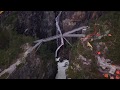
[
  {"xmin": 0, "ymin": 11, "xmax": 105, "ymax": 79},
  {"xmin": 0, "ymin": 11, "xmax": 57, "ymax": 79},
  {"xmin": 8, "ymin": 50, "xmax": 57, "ymax": 79},
  {"xmin": 16, "ymin": 11, "xmax": 56, "ymax": 38},
  {"xmin": 60, "ymin": 11, "xmax": 104, "ymax": 32},
  {"xmin": 58, "ymin": 11, "xmax": 105, "ymax": 60},
  {"xmin": 14, "ymin": 11, "xmax": 57, "ymax": 79}
]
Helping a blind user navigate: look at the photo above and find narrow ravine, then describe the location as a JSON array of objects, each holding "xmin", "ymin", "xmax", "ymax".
[{"xmin": 0, "ymin": 11, "xmax": 87, "ymax": 79}]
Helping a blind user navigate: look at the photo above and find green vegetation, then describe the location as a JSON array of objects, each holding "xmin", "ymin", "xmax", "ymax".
[
  {"xmin": 37, "ymin": 40, "xmax": 57, "ymax": 61},
  {"xmin": 89, "ymin": 11, "xmax": 120, "ymax": 64},
  {"xmin": 66, "ymin": 40, "xmax": 103, "ymax": 79},
  {"xmin": 0, "ymin": 12, "xmax": 34, "ymax": 69},
  {"xmin": 16, "ymin": 63, "xmax": 25, "ymax": 69},
  {"xmin": 1, "ymin": 12, "xmax": 18, "ymax": 26},
  {"xmin": 0, "ymin": 30, "xmax": 10, "ymax": 49},
  {"xmin": 36, "ymin": 40, "xmax": 57, "ymax": 76},
  {"xmin": 67, "ymin": 11, "xmax": 120, "ymax": 79}
]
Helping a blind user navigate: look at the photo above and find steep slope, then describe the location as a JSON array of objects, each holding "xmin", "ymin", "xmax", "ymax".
[
  {"xmin": 66, "ymin": 11, "xmax": 120, "ymax": 79},
  {"xmin": 0, "ymin": 11, "xmax": 107, "ymax": 79},
  {"xmin": 58, "ymin": 11, "xmax": 105, "ymax": 60},
  {"xmin": 0, "ymin": 11, "xmax": 57, "ymax": 79}
]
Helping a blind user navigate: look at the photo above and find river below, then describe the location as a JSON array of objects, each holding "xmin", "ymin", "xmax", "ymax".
[{"xmin": 55, "ymin": 57, "xmax": 69, "ymax": 79}]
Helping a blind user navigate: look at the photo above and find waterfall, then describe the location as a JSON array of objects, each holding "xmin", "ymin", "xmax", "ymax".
[
  {"xmin": 55, "ymin": 11, "xmax": 59, "ymax": 50},
  {"xmin": 56, "ymin": 27, "xmax": 59, "ymax": 49},
  {"xmin": 55, "ymin": 11, "xmax": 69, "ymax": 79},
  {"xmin": 55, "ymin": 59, "xmax": 69, "ymax": 79}
]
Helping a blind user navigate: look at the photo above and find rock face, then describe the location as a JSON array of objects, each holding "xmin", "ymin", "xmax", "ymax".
[
  {"xmin": 14, "ymin": 11, "xmax": 57, "ymax": 79},
  {"xmin": 60, "ymin": 11, "xmax": 104, "ymax": 32},
  {"xmin": 8, "ymin": 51, "xmax": 57, "ymax": 79},
  {"xmin": 0, "ymin": 11, "xmax": 57, "ymax": 79},
  {"xmin": 16, "ymin": 11, "xmax": 56, "ymax": 38},
  {"xmin": 0, "ymin": 11, "xmax": 105, "ymax": 79},
  {"xmin": 58, "ymin": 11, "xmax": 105, "ymax": 60}
]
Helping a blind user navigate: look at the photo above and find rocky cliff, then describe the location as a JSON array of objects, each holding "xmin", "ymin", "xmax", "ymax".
[
  {"xmin": 0, "ymin": 11, "xmax": 105, "ymax": 79},
  {"xmin": 65, "ymin": 11, "xmax": 120, "ymax": 79},
  {"xmin": 58, "ymin": 11, "xmax": 105, "ymax": 60},
  {"xmin": 0, "ymin": 11, "xmax": 57, "ymax": 79}
]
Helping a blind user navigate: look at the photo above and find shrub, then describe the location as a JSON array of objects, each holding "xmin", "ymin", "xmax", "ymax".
[{"xmin": 0, "ymin": 30, "xmax": 10, "ymax": 49}]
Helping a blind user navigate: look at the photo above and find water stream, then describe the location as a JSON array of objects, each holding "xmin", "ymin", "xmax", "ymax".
[{"xmin": 55, "ymin": 57, "xmax": 69, "ymax": 79}]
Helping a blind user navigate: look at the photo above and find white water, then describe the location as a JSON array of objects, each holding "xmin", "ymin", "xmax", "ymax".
[{"xmin": 55, "ymin": 57, "xmax": 69, "ymax": 79}]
